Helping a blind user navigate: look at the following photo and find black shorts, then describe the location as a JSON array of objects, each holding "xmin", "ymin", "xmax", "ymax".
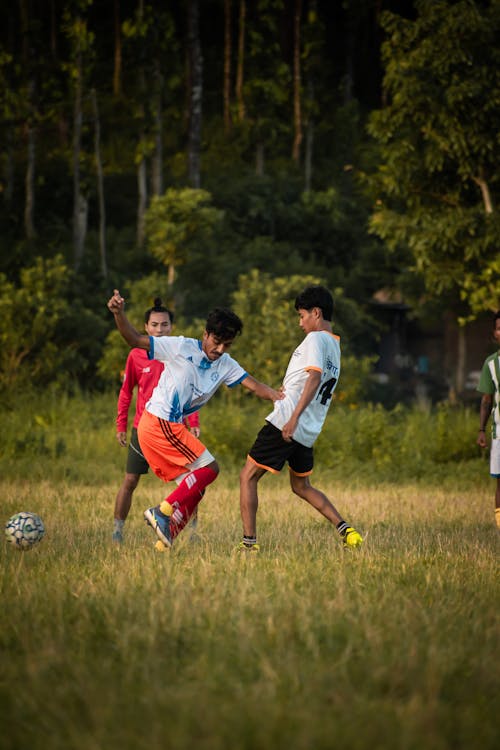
[
  {"xmin": 248, "ymin": 422, "xmax": 314, "ymax": 476},
  {"xmin": 125, "ymin": 427, "xmax": 150, "ymax": 475}
]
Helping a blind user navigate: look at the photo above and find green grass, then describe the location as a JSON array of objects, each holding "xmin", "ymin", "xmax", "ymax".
[{"xmin": 1, "ymin": 475, "xmax": 498, "ymax": 750}]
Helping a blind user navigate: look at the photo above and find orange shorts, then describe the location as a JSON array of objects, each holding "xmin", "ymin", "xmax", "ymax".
[{"xmin": 137, "ymin": 410, "xmax": 207, "ymax": 483}]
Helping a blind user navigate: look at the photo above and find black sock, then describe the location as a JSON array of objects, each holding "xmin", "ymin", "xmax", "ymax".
[
  {"xmin": 336, "ymin": 521, "xmax": 348, "ymax": 537},
  {"xmin": 242, "ymin": 535, "xmax": 257, "ymax": 547}
]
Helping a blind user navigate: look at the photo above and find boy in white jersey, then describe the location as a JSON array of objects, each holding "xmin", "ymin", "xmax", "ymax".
[
  {"xmin": 239, "ymin": 285, "xmax": 363, "ymax": 552},
  {"xmin": 107, "ymin": 289, "xmax": 283, "ymax": 549},
  {"xmin": 476, "ymin": 310, "xmax": 500, "ymax": 529}
]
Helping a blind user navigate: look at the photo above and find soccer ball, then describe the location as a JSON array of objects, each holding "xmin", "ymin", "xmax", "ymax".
[{"xmin": 5, "ymin": 512, "xmax": 45, "ymax": 550}]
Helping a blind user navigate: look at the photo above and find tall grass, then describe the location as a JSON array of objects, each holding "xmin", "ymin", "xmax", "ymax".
[
  {"xmin": 0, "ymin": 477, "xmax": 498, "ymax": 750},
  {"xmin": 0, "ymin": 387, "xmax": 490, "ymax": 487},
  {"xmin": 1, "ymin": 390, "xmax": 497, "ymax": 749}
]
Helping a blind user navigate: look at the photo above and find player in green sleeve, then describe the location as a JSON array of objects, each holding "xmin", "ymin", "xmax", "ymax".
[{"xmin": 476, "ymin": 311, "xmax": 500, "ymax": 530}]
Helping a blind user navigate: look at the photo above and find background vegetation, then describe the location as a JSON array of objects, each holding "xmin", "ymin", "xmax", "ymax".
[{"xmin": 0, "ymin": 0, "xmax": 498, "ymax": 398}]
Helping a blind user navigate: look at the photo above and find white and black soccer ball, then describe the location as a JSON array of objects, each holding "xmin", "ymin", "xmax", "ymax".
[{"xmin": 5, "ymin": 512, "xmax": 45, "ymax": 550}]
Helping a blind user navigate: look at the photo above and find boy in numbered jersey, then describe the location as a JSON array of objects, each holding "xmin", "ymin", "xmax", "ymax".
[
  {"xmin": 476, "ymin": 310, "xmax": 500, "ymax": 530},
  {"xmin": 107, "ymin": 289, "xmax": 284, "ymax": 549},
  {"xmin": 239, "ymin": 285, "xmax": 363, "ymax": 553}
]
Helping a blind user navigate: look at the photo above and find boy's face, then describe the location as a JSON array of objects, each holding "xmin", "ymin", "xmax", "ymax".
[
  {"xmin": 202, "ymin": 331, "xmax": 234, "ymax": 360},
  {"xmin": 297, "ymin": 307, "xmax": 320, "ymax": 334},
  {"xmin": 145, "ymin": 312, "xmax": 172, "ymax": 337},
  {"xmin": 494, "ymin": 318, "xmax": 500, "ymax": 346}
]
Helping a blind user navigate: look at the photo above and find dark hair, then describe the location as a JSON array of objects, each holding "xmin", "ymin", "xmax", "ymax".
[
  {"xmin": 144, "ymin": 297, "xmax": 174, "ymax": 324},
  {"xmin": 205, "ymin": 307, "xmax": 243, "ymax": 340},
  {"xmin": 294, "ymin": 285, "xmax": 334, "ymax": 321},
  {"xmin": 495, "ymin": 311, "xmax": 500, "ymax": 323}
]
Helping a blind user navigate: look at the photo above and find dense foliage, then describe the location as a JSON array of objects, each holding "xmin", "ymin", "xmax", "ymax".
[{"xmin": 0, "ymin": 1, "xmax": 497, "ymax": 393}]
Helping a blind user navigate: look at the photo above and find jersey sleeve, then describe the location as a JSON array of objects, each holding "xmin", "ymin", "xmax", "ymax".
[
  {"xmin": 149, "ymin": 334, "xmax": 179, "ymax": 362},
  {"xmin": 303, "ymin": 333, "xmax": 325, "ymax": 372},
  {"xmin": 224, "ymin": 356, "xmax": 248, "ymax": 387},
  {"xmin": 116, "ymin": 352, "xmax": 138, "ymax": 432},
  {"xmin": 185, "ymin": 410, "xmax": 200, "ymax": 429},
  {"xmin": 477, "ymin": 358, "xmax": 495, "ymax": 394}
]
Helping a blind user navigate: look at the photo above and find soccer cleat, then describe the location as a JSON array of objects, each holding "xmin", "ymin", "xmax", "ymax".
[
  {"xmin": 112, "ymin": 529, "xmax": 123, "ymax": 544},
  {"xmin": 236, "ymin": 540, "xmax": 260, "ymax": 554},
  {"xmin": 154, "ymin": 539, "xmax": 169, "ymax": 552},
  {"xmin": 343, "ymin": 527, "xmax": 363, "ymax": 549},
  {"xmin": 144, "ymin": 506, "xmax": 172, "ymax": 548}
]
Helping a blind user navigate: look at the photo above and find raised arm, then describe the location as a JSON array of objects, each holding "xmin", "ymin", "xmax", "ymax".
[
  {"xmin": 240, "ymin": 374, "xmax": 284, "ymax": 403},
  {"xmin": 107, "ymin": 289, "xmax": 150, "ymax": 350}
]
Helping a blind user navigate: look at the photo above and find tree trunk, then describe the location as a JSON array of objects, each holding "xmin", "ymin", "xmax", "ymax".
[
  {"xmin": 91, "ymin": 89, "xmax": 107, "ymax": 279},
  {"xmin": 4, "ymin": 128, "xmax": 14, "ymax": 204},
  {"xmin": 223, "ymin": 0, "xmax": 232, "ymax": 132},
  {"xmin": 236, "ymin": 0, "xmax": 246, "ymax": 122},
  {"xmin": 151, "ymin": 62, "xmax": 163, "ymax": 197},
  {"xmin": 256, "ymin": 141, "xmax": 264, "ymax": 176},
  {"xmin": 137, "ymin": 154, "xmax": 147, "ymax": 248},
  {"xmin": 473, "ymin": 170, "xmax": 494, "ymax": 214},
  {"xmin": 187, "ymin": 0, "xmax": 202, "ymax": 188},
  {"xmin": 456, "ymin": 324, "xmax": 466, "ymax": 396},
  {"xmin": 24, "ymin": 113, "xmax": 36, "ymax": 239},
  {"xmin": 304, "ymin": 115, "xmax": 313, "ymax": 192},
  {"xmin": 292, "ymin": 0, "xmax": 302, "ymax": 163},
  {"xmin": 20, "ymin": 0, "xmax": 36, "ymax": 238},
  {"xmin": 136, "ymin": 0, "xmax": 147, "ymax": 249},
  {"xmin": 72, "ymin": 30, "xmax": 87, "ymax": 269},
  {"xmin": 113, "ymin": 0, "xmax": 122, "ymax": 96}
]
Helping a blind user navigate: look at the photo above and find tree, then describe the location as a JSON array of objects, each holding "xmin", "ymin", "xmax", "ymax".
[
  {"xmin": 63, "ymin": 0, "xmax": 95, "ymax": 271},
  {"xmin": 367, "ymin": 0, "xmax": 500, "ymax": 323},
  {"xmin": 144, "ymin": 187, "xmax": 224, "ymax": 292},
  {"xmin": 0, "ymin": 256, "xmax": 71, "ymax": 389},
  {"xmin": 187, "ymin": 0, "xmax": 203, "ymax": 188}
]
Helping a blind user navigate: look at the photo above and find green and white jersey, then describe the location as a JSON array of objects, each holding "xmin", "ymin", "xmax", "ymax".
[
  {"xmin": 477, "ymin": 351, "xmax": 500, "ymax": 439},
  {"xmin": 266, "ymin": 330, "xmax": 341, "ymax": 448}
]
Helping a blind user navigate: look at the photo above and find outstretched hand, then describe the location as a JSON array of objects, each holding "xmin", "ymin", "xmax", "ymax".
[{"xmin": 107, "ymin": 289, "xmax": 125, "ymax": 314}]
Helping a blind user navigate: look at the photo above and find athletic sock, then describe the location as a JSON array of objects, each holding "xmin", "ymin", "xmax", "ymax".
[
  {"xmin": 113, "ymin": 519, "xmax": 125, "ymax": 532},
  {"xmin": 160, "ymin": 466, "xmax": 218, "ymax": 539},
  {"xmin": 242, "ymin": 535, "xmax": 257, "ymax": 548},
  {"xmin": 336, "ymin": 521, "xmax": 348, "ymax": 537}
]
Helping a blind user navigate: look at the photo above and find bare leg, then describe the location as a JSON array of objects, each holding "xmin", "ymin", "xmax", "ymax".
[
  {"xmin": 114, "ymin": 473, "xmax": 140, "ymax": 521},
  {"xmin": 289, "ymin": 473, "xmax": 344, "ymax": 526},
  {"xmin": 239, "ymin": 459, "xmax": 267, "ymax": 537}
]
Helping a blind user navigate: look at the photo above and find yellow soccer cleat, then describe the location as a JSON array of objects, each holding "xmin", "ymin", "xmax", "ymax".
[
  {"xmin": 343, "ymin": 527, "xmax": 363, "ymax": 549},
  {"xmin": 236, "ymin": 540, "xmax": 260, "ymax": 554}
]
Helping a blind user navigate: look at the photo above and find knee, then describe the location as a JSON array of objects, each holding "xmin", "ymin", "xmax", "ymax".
[
  {"xmin": 290, "ymin": 476, "xmax": 308, "ymax": 498},
  {"xmin": 124, "ymin": 473, "xmax": 140, "ymax": 491},
  {"xmin": 208, "ymin": 460, "xmax": 220, "ymax": 477}
]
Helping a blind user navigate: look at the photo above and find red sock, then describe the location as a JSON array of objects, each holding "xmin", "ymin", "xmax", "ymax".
[{"xmin": 162, "ymin": 466, "xmax": 218, "ymax": 539}]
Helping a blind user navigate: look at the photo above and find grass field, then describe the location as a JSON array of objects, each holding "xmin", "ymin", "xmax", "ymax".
[{"xmin": 1, "ymin": 472, "xmax": 498, "ymax": 750}]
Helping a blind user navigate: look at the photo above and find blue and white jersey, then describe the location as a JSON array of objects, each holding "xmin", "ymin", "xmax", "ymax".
[
  {"xmin": 145, "ymin": 335, "xmax": 248, "ymax": 422},
  {"xmin": 266, "ymin": 330, "xmax": 341, "ymax": 447}
]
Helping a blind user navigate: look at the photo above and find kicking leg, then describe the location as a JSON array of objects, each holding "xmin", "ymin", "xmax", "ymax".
[{"xmin": 290, "ymin": 473, "xmax": 363, "ymax": 548}]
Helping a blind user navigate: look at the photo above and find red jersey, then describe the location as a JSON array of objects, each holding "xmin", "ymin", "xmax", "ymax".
[{"xmin": 116, "ymin": 348, "xmax": 199, "ymax": 432}]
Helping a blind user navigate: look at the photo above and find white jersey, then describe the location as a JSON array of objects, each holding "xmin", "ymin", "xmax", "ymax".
[
  {"xmin": 145, "ymin": 335, "xmax": 247, "ymax": 422},
  {"xmin": 266, "ymin": 330, "xmax": 340, "ymax": 447}
]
